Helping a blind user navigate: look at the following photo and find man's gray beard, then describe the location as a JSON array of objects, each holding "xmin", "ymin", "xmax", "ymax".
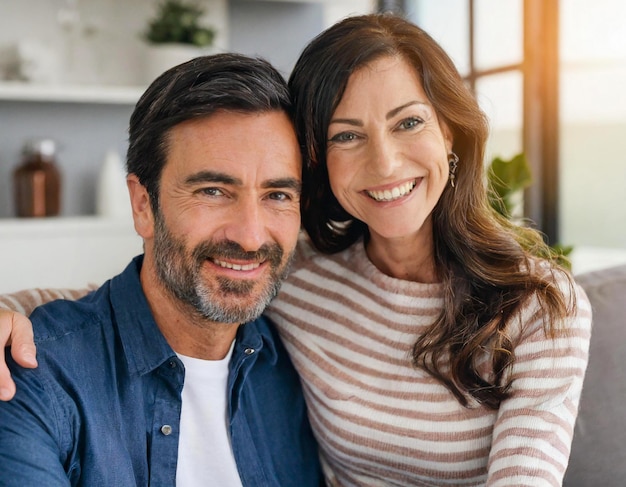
[{"xmin": 152, "ymin": 211, "xmax": 293, "ymax": 324}]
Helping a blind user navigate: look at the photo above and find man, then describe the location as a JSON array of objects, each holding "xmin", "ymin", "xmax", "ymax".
[{"xmin": 0, "ymin": 54, "xmax": 322, "ymax": 486}]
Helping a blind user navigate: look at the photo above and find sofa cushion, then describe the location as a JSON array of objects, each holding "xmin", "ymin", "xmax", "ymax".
[{"xmin": 564, "ymin": 264, "xmax": 626, "ymax": 486}]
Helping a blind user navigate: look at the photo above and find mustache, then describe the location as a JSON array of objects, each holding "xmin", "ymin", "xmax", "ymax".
[{"xmin": 192, "ymin": 240, "xmax": 284, "ymax": 267}]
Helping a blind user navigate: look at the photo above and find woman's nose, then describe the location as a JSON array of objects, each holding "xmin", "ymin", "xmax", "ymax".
[{"xmin": 367, "ymin": 136, "xmax": 401, "ymax": 177}]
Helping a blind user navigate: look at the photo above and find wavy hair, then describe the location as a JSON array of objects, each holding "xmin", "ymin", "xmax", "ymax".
[{"xmin": 288, "ymin": 13, "xmax": 575, "ymax": 408}]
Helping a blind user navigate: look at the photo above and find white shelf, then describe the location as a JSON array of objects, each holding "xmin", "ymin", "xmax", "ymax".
[
  {"xmin": 0, "ymin": 215, "xmax": 135, "ymax": 237},
  {"xmin": 0, "ymin": 82, "xmax": 145, "ymax": 105}
]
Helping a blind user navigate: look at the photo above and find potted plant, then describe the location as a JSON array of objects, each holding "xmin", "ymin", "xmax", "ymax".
[
  {"xmin": 487, "ymin": 153, "xmax": 573, "ymax": 269},
  {"xmin": 142, "ymin": 0, "xmax": 217, "ymax": 83}
]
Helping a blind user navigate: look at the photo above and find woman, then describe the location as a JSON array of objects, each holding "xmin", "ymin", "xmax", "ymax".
[
  {"xmin": 267, "ymin": 13, "xmax": 590, "ymax": 485},
  {"xmin": 1, "ymin": 13, "xmax": 591, "ymax": 486}
]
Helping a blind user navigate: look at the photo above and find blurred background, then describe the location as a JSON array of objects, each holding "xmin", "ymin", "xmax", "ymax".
[
  {"xmin": 404, "ymin": 0, "xmax": 626, "ymax": 275},
  {"xmin": 0, "ymin": 0, "xmax": 624, "ymax": 291}
]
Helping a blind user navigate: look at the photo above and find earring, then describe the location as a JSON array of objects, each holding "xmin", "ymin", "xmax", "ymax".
[{"xmin": 448, "ymin": 152, "xmax": 459, "ymax": 188}]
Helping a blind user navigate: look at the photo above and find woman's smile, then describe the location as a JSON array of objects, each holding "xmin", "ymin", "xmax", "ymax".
[{"xmin": 365, "ymin": 178, "xmax": 418, "ymax": 202}]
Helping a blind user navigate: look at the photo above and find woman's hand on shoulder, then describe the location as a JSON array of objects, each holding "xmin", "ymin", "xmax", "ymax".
[{"xmin": 0, "ymin": 309, "xmax": 37, "ymax": 401}]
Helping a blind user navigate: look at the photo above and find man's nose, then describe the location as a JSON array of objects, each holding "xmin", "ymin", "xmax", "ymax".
[{"xmin": 223, "ymin": 198, "xmax": 269, "ymax": 252}]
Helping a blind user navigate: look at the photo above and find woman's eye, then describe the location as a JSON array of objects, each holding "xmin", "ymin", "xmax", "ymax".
[
  {"xmin": 329, "ymin": 131, "xmax": 357, "ymax": 143},
  {"xmin": 399, "ymin": 117, "xmax": 423, "ymax": 130}
]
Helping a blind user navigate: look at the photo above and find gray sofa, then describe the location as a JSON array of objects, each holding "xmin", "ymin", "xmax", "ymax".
[{"xmin": 563, "ymin": 264, "xmax": 626, "ymax": 486}]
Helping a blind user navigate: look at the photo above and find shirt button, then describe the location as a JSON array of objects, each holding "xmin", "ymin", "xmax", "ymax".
[
  {"xmin": 244, "ymin": 348, "xmax": 255, "ymax": 355},
  {"xmin": 168, "ymin": 360, "xmax": 177, "ymax": 368},
  {"xmin": 160, "ymin": 425, "xmax": 173, "ymax": 436}
]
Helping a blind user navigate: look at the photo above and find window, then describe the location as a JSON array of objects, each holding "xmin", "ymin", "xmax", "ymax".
[
  {"xmin": 404, "ymin": 0, "xmax": 626, "ymax": 271},
  {"xmin": 559, "ymin": 0, "xmax": 626, "ymax": 265}
]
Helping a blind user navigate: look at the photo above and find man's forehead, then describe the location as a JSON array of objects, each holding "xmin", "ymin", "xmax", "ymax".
[{"xmin": 163, "ymin": 111, "xmax": 301, "ymax": 182}]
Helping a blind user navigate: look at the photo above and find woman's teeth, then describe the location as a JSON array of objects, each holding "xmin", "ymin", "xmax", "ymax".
[
  {"xmin": 366, "ymin": 180, "xmax": 416, "ymax": 202},
  {"xmin": 213, "ymin": 259, "xmax": 260, "ymax": 271}
]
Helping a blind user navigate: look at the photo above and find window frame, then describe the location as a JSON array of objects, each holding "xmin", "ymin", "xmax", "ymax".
[{"xmin": 393, "ymin": 0, "xmax": 560, "ymax": 243}]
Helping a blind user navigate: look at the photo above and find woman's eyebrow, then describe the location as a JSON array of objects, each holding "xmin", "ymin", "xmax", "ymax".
[
  {"xmin": 386, "ymin": 100, "xmax": 429, "ymax": 120},
  {"xmin": 329, "ymin": 101, "xmax": 430, "ymax": 125},
  {"xmin": 329, "ymin": 117, "xmax": 362, "ymax": 127}
]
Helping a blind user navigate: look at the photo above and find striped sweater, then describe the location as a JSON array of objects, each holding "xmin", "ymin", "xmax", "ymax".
[{"xmin": 265, "ymin": 234, "xmax": 592, "ymax": 487}]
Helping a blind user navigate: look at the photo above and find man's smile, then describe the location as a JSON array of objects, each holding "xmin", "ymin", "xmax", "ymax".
[{"xmin": 211, "ymin": 258, "xmax": 263, "ymax": 272}]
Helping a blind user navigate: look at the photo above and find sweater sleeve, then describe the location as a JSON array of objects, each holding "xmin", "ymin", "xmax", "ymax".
[
  {"xmin": 0, "ymin": 287, "xmax": 95, "ymax": 316},
  {"xmin": 486, "ymin": 281, "xmax": 592, "ymax": 486}
]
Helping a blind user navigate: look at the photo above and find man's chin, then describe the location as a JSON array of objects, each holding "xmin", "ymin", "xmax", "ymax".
[
  {"xmin": 196, "ymin": 300, "xmax": 267, "ymax": 324},
  {"xmin": 215, "ymin": 276, "xmax": 256, "ymax": 296},
  {"xmin": 192, "ymin": 282, "xmax": 277, "ymax": 324}
]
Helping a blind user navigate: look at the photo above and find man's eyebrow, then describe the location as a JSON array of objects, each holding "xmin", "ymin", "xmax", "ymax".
[
  {"xmin": 184, "ymin": 172, "xmax": 301, "ymax": 193},
  {"xmin": 184, "ymin": 171, "xmax": 241, "ymax": 186},
  {"xmin": 263, "ymin": 178, "xmax": 302, "ymax": 194}
]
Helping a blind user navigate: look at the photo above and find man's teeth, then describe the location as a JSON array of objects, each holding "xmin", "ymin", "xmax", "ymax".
[
  {"xmin": 367, "ymin": 180, "xmax": 416, "ymax": 202},
  {"xmin": 213, "ymin": 260, "xmax": 260, "ymax": 271}
]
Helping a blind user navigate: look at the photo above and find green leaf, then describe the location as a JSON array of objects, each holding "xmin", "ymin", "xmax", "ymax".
[
  {"xmin": 486, "ymin": 153, "xmax": 574, "ymax": 268},
  {"xmin": 143, "ymin": 0, "xmax": 215, "ymax": 47},
  {"xmin": 488, "ymin": 153, "xmax": 532, "ymax": 197},
  {"xmin": 487, "ymin": 153, "xmax": 532, "ymax": 218}
]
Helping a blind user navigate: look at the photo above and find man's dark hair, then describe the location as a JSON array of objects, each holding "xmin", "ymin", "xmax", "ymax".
[{"xmin": 127, "ymin": 53, "xmax": 292, "ymax": 210}]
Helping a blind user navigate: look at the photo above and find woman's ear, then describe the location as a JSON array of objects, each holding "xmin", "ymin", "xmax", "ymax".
[{"xmin": 127, "ymin": 174, "xmax": 154, "ymax": 239}]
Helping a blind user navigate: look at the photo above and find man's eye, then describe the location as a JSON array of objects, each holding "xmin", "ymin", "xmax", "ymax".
[
  {"xmin": 200, "ymin": 187, "xmax": 224, "ymax": 197},
  {"xmin": 399, "ymin": 117, "xmax": 423, "ymax": 130},
  {"xmin": 329, "ymin": 132, "xmax": 357, "ymax": 143},
  {"xmin": 268, "ymin": 191, "xmax": 292, "ymax": 201}
]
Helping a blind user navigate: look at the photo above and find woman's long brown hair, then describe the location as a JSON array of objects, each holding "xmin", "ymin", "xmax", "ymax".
[{"xmin": 289, "ymin": 13, "xmax": 576, "ymax": 409}]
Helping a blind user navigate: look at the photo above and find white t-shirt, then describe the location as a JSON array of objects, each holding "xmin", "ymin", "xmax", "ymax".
[{"xmin": 175, "ymin": 342, "xmax": 243, "ymax": 487}]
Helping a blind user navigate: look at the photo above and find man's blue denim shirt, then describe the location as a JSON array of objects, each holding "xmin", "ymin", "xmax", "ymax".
[{"xmin": 0, "ymin": 256, "xmax": 323, "ymax": 487}]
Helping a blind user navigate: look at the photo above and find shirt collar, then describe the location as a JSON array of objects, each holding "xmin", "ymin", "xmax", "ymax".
[
  {"xmin": 233, "ymin": 314, "xmax": 279, "ymax": 365},
  {"xmin": 108, "ymin": 255, "xmax": 176, "ymax": 377}
]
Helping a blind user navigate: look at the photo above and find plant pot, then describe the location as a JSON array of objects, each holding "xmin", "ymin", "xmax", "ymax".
[{"xmin": 143, "ymin": 43, "xmax": 215, "ymax": 85}]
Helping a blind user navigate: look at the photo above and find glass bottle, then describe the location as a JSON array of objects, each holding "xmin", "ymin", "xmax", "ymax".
[{"xmin": 13, "ymin": 139, "xmax": 62, "ymax": 217}]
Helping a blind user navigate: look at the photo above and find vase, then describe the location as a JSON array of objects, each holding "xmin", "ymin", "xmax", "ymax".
[
  {"xmin": 143, "ymin": 43, "xmax": 215, "ymax": 85},
  {"xmin": 13, "ymin": 139, "xmax": 61, "ymax": 218},
  {"xmin": 95, "ymin": 150, "xmax": 131, "ymax": 220}
]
